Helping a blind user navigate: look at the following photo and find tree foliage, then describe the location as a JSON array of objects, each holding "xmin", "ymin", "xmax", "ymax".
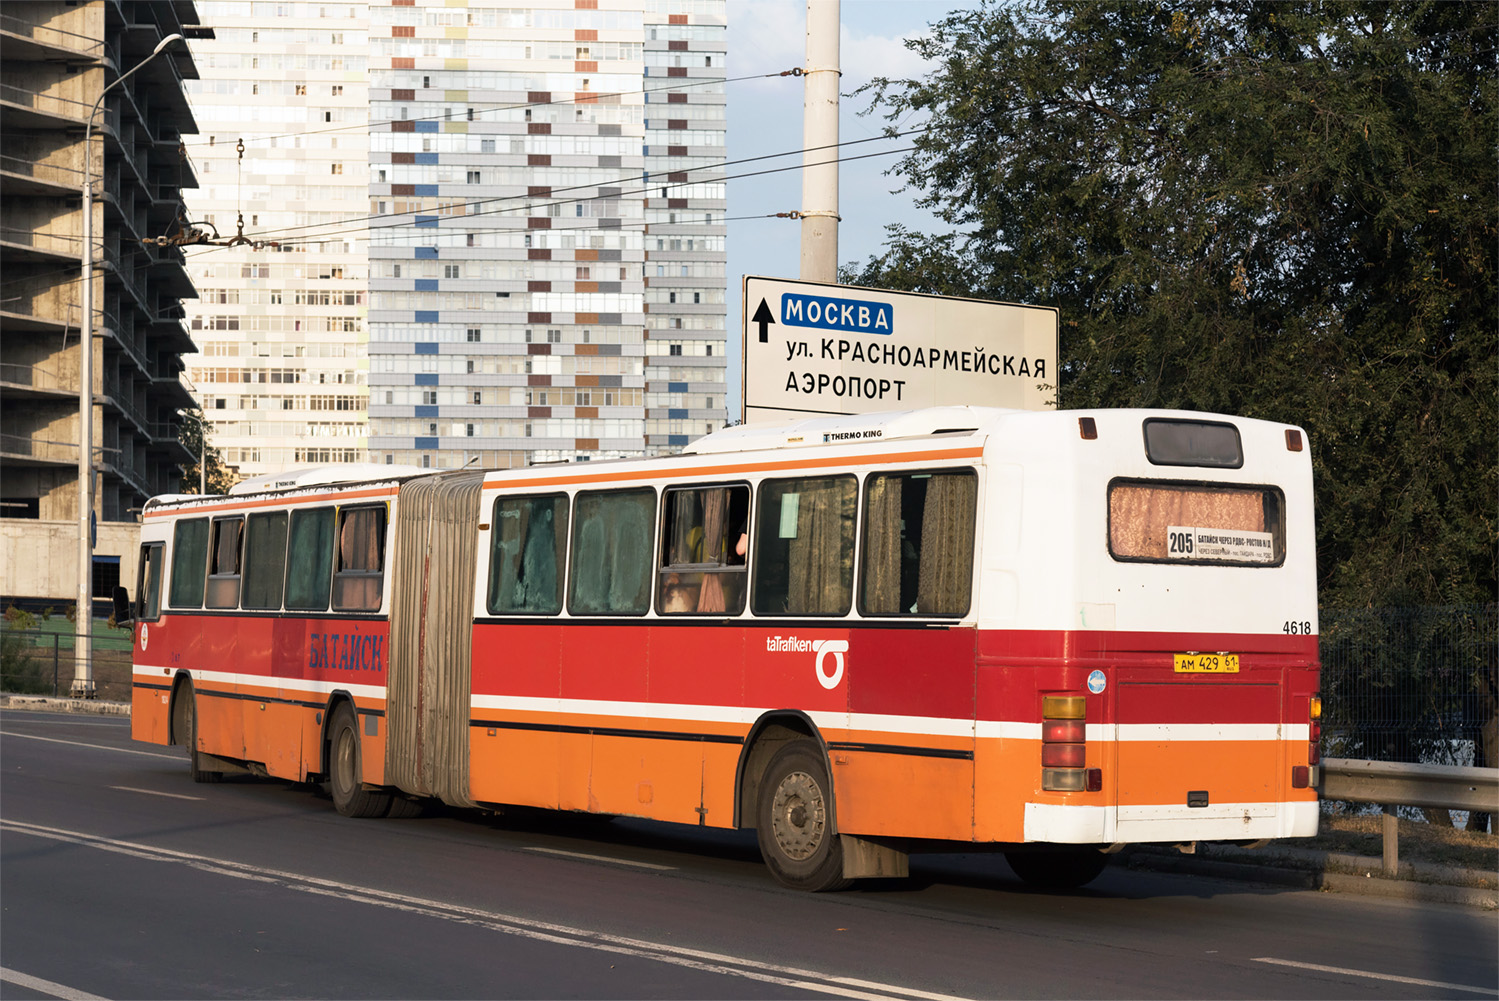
[
  {"xmin": 851, "ymin": 0, "xmax": 1496, "ymax": 609},
  {"xmin": 177, "ymin": 408, "xmax": 236, "ymax": 495}
]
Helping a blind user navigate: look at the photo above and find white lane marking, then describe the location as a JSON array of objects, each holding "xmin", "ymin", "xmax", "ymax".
[
  {"xmin": 109, "ymin": 786, "xmax": 204, "ymax": 801},
  {"xmin": 0, "ymin": 966, "xmax": 111, "ymax": 1001},
  {"xmin": 1251, "ymin": 957, "xmax": 1499, "ymax": 996},
  {"xmin": 523, "ymin": 846, "xmax": 675, "ymax": 871},
  {"xmin": 1, "ymin": 728, "xmax": 181, "ymax": 758},
  {"xmin": 1, "ymin": 819, "xmax": 973, "ymax": 1001},
  {"xmin": 0, "ymin": 731, "xmax": 181, "ymax": 759},
  {"xmin": 0, "ymin": 716, "xmax": 129, "ymax": 727}
]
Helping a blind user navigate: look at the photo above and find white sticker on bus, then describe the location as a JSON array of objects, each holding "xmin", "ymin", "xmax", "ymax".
[{"xmin": 1167, "ymin": 526, "xmax": 1275, "ymax": 563}]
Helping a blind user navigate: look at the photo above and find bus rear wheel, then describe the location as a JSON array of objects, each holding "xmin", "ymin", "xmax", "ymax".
[
  {"xmin": 172, "ymin": 681, "xmax": 221, "ymax": 784},
  {"xmin": 755, "ymin": 741, "xmax": 850, "ymax": 892},
  {"xmin": 328, "ymin": 703, "xmax": 393, "ymax": 818},
  {"xmin": 1004, "ymin": 848, "xmax": 1109, "ymax": 889}
]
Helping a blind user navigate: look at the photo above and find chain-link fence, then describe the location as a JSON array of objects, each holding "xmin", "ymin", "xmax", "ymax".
[
  {"xmin": 1320, "ymin": 605, "xmax": 1498, "ymax": 768},
  {"xmin": 0, "ymin": 627, "xmax": 134, "ymax": 702}
]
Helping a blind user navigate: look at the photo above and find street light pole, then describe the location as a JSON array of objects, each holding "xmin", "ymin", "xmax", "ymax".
[{"xmin": 75, "ymin": 32, "xmax": 184, "ymax": 698}]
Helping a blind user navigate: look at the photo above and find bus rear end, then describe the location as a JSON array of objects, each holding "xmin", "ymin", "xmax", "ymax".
[{"xmin": 980, "ymin": 410, "xmax": 1319, "ymax": 861}]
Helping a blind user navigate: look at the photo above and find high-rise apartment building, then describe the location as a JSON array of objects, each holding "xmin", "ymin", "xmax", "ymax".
[
  {"xmin": 182, "ymin": 1, "xmax": 372, "ymax": 479},
  {"xmin": 182, "ymin": 0, "xmax": 727, "ymax": 476},
  {"xmin": 1, "ymin": 0, "xmax": 204, "ymax": 608}
]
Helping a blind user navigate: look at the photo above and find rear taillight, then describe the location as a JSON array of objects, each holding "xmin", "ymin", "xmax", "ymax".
[
  {"xmin": 1309, "ymin": 695, "xmax": 1322, "ymax": 766},
  {"xmin": 1041, "ymin": 695, "xmax": 1089, "ymax": 791}
]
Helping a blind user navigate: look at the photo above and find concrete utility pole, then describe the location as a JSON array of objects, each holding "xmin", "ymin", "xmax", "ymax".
[
  {"xmin": 799, "ymin": 0, "xmax": 840, "ymax": 282},
  {"xmin": 76, "ymin": 32, "xmax": 183, "ymax": 697}
]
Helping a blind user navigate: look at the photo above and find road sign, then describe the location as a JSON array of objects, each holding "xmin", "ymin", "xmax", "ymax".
[{"xmin": 741, "ymin": 277, "xmax": 1058, "ymax": 424}]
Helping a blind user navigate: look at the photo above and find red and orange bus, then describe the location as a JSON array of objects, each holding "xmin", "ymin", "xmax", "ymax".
[{"xmin": 125, "ymin": 406, "xmax": 1320, "ymax": 890}]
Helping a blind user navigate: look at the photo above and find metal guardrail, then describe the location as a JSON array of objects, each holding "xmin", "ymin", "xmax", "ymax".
[{"xmin": 1318, "ymin": 757, "xmax": 1499, "ymax": 875}]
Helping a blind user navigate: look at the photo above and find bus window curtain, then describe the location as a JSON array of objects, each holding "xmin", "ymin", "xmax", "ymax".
[
  {"xmin": 1110, "ymin": 485, "xmax": 1266, "ymax": 559},
  {"xmin": 916, "ymin": 474, "xmax": 976, "ymax": 614},
  {"xmin": 863, "ymin": 476, "xmax": 902, "ymax": 614},
  {"xmin": 606, "ymin": 496, "xmax": 650, "ymax": 611},
  {"xmin": 214, "ymin": 520, "xmax": 241, "ymax": 575},
  {"xmin": 516, "ymin": 501, "xmax": 561, "ymax": 611},
  {"xmin": 696, "ymin": 488, "xmax": 727, "ymax": 612},
  {"xmin": 786, "ymin": 481, "xmax": 842, "ymax": 614}
]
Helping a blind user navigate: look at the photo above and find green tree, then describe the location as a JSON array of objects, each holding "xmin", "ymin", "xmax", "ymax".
[
  {"xmin": 854, "ymin": 0, "xmax": 1496, "ymax": 612},
  {"xmin": 177, "ymin": 408, "xmax": 236, "ymax": 495}
]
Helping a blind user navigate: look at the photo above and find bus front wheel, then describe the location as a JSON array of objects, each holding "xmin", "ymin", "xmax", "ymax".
[
  {"xmin": 328, "ymin": 703, "xmax": 393, "ymax": 819},
  {"xmin": 755, "ymin": 741, "xmax": 851, "ymax": 892},
  {"xmin": 172, "ymin": 681, "xmax": 220, "ymax": 784},
  {"xmin": 1004, "ymin": 848, "xmax": 1109, "ymax": 889}
]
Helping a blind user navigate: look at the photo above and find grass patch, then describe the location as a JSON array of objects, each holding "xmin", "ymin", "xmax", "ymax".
[{"xmin": 1308, "ymin": 812, "xmax": 1498, "ymax": 874}]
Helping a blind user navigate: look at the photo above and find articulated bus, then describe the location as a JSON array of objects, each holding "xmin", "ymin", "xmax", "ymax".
[{"xmin": 125, "ymin": 406, "xmax": 1320, "ymax": 890}]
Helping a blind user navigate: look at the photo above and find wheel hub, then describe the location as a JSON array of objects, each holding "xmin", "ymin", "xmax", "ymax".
[{"xmin": 771, "ymin": 769, "xmax": 825, "ymax": 861}]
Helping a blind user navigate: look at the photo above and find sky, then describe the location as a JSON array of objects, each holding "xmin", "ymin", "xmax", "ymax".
[{"xmin": 723, "ymin": 0, "xmax": 965, "ymax": 417}]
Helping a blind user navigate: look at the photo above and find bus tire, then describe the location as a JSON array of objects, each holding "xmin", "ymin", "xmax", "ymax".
[
  {"xmin": 385, "ymin": 796, "xmax": 427, "ymax": 819},
  {"xmin": 328, "ymin": 703, "xmax": 392, "ymax": 819},
  {"xmin": 173, "ymin": 681, "xmax": 221, "ymax": 784},
  {"xmin": 755, "ymin": 740, "xmax": 851, "ymax": 892},
  {"xmin": 1004, "ymin": 848, "xmax": 1109, "ymax": 889}
]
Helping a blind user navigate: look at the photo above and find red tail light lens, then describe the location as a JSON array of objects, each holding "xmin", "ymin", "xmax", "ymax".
[
  {"xmin": 1042, "ymin": 742, "xmax": 1086, "ymax": 768},
  {"xmin": 1042, "ymin": 720, "xmax": 1085, "ymax": 743}
]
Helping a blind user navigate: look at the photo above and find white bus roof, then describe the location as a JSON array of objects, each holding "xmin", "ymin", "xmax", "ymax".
[
  {"xmin": 684, "ymin": 406, "xmax": 1025, "ymax": 454},
  {"xmin": 228, "ymin": 463, "xmax": 426, "ymax": 495}
]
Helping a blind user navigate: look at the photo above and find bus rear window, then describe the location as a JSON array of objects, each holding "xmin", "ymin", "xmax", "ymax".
[
  {"xmin": 1143, "ymin": 419, "xmax": 1243, "ymax": 468},
  {"xmin": 1109, "ymin": 480, "xmax": 1284, "ymax": 565}
]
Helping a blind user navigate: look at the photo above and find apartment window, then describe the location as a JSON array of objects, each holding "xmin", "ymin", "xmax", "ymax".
[
  {"xmin": 295, "ymin": 84, "xmax": 307, "ymax": 96},
  {"xmin": 385, "ymin": 391, "xmax": 393, "ymax": 404},
  {"xmin": 332, "ymin": 85, "xmax": 343, "ymax": 96},
  {"xmin": 466, "ymin": 327, "xmax": 481, "ymax": 342},
  {"xmin": 444, "ymin": 264, "xmax": 460, "ymax": 278},
  {"xmin": 467, "ymin": 233, "xmax": 476, "ymax": 247},
  {"xmin": 466, "ymin": 107, "xmax": 475, "ymax": 121},
  {"xmin": 423, "ymin": 75, "xmax": 431, "ymax": 87},
  {"xmin": 669, "ymin": 344, "xmax": 682, "ymax": 356},
  {"xmin": 466, "ymin": 424, "xmax": 475, "ymax": 437},
  {"xmin": 428, "ymin": 423, "xmax": 438, "ymax": 435},
  {"xmin": 252, "ymin": 84, "xmax": 259, "ymax": 95},
  {"xmin": 669, "ymin": 292, "xmax": 677, "ymax": 303},
  {"xmin": 331, "ymin": 32, "xmax": 343, "ymax": 44},
  {"xmin": 694, "ymin": 293, "xmax": 701, "ymax": 304},
  {"xmin": 472, "ymin": 391, "xmax": 482, "ymax": 405},
  {"xmin": 576, "ymin": 266, "xmax": 591, "ymax": 279},
  {"xmin": 331, "ymin": 163, "xmax": 343, "ymax": 175},
  {"xmin": 423, "ymin": 391, "xmax": 438, "ymax": 405},
  {"xmin": 547, "ymin": 329, "xmax": 561, "ymax": 343},
  {"xmin": 466, "ymin": 360, "xmax": 475, "ymax": 374},
  {"xmin": 393, "ymin": 264, "xmax": 401, "ymax": 278},
  {"xmin": 480, "ymin": 139, "xmax": 495, "ymax": 153}
]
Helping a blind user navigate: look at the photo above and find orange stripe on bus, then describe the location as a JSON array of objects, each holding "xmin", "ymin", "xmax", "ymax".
[{"xmin": 484, "ymin": 446, "xmax": 986, "ymax": 490}]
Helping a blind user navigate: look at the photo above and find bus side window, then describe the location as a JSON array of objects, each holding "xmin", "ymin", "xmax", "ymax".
[
  {"xmin": 333, "ymin": 506, "xmax": 387, "ymax": 612},
  {"xmin": 243, "ymin": 511, "xmax": 289, "ymax": 610},
  {"xmin": 169, "ymin": 518, "xmax": 209, "ymax": 608},
  {"xmin": 205, "ymin": 517, "xmax": 244, "ymax": 609},
  {"xmin": 860, "ymin": 469, "xmax": 977, "ymax": 617},
  {"xmin": 137, "ymin": 543, "xmax": 163, "ymax": 621},
  {"xmin": 657, "ymin": 484, "xmax": 749, "ymax": 615},
  {"xmin": 489, "ymin": 494, "xmax": 568, "ymax": 615},
  {"xmin": 286, "ymin": 507, "xmax": 335, "ymax": 611},
  {"xmin": 568, "ymin": 487, "xmax": 654, "ymax": 615},
  {"xmin": 752, "ymin": 475, "xmax": 855, "ymax": 616}
]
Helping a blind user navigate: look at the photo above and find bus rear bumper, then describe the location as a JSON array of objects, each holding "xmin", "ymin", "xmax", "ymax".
[{"xmin": 1023, "ymin": 799, "xmax": 1319, "ymax": 844}]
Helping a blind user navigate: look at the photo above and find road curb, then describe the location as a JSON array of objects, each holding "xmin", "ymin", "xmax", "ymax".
[
  {"xmin": 0, "ymin": 694, "xmax": 131, "ymax": 716},
  {"xmin": 1123, "ymin": 846, "xmax": 1497, "ymax": 909}
]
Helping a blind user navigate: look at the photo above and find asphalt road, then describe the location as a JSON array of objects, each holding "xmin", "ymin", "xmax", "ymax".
[{"xmin": 2, "ymin": 708, "xmax": 1495, "ymax": 1001}]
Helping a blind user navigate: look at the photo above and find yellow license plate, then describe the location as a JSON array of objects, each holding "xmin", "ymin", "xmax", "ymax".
[{"xmin": 1174, "ymin": 653, "xmax": 1240, "ymax": 673}]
